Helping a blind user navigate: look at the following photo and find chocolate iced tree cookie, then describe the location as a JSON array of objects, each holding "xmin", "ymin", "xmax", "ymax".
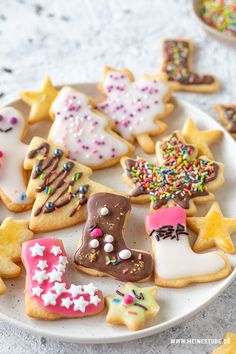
[
  {"xmin": 215, "ymin": 104, "xmax": 236, "ymax": 139},
  {"xmin": 74, "ymin": 193, "xmax": 153, "ymax": 282}
]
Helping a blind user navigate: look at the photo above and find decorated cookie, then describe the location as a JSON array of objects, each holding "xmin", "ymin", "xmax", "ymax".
[
  {"xmin": 20, "ymin": 76, "xmax": 58, "ymax": 124},
  {"xmin": 0, "ymin": 218, "xmax": 33, "ymax": 294},
  {"xmin": 212, "ymin": 332, "xmax": 236, "ymax": 354},
  {"xmin": 22, "ymin": 238, "xmax": 104, "ymax": 320},
  {"xmin": 49, "ymin": 86, "xmax": 134, "ymax": 169},
  {"xmin": 74, "ymin": 193, "xmax": 153, "ymax": 282},
  {"xmin": 187, "ymin": 202, "xmax": 236, "ymax": 254},
  {"xmin": 106, "ymin": 283, "xmax": 159, "ymax": 331},
  {"xmin": 95, "ymin": 66, "xmax": 174, "ymax": 154},
  {"xmin": 215, "ymin": 104, "xmax": 236, "ymax": 139},
  {"xmin": 160, "ymin": 39, "xmax": 220, "ymax": 93},
  {"xmin": 145, "ymin": 207, "xmax": 231, "ymax": 288},
  {"xmin": 24, "ymin": 137, "xmax": 113, "ymax": 233},
  {"xmin": 182, "ymin": 118, "xmax": 222, "ymax": 160},
  {"xmin": 121, "ymin": 131, "xmax": 224, "ymax": 216},
  {"xmin": 0, "ymin": 107, "xmax": 32, "ymax": 212}
]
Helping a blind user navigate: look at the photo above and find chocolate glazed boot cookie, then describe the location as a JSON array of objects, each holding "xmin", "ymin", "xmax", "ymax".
[{"xmin": 74, "ymin": 193, "xmax": 153, "ymax": 282}]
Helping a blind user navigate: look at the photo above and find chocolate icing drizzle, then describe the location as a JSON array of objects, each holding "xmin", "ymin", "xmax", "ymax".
[
  {"xmin": 27, "ymin": 143, "xmax": 89, "ymax": 217},
  {"xmin": 163, "ymin": 40, "xmax": 215, "ymax": 85},
  {"xmin": 150, "ymin": 223, "xmax": 188, "ymax": 241},
  {"xmin": 0, "ymin": 127, "xmax": 13, "ymax": 133},
  {"xmin": 222, "ymin": 107, "xmax": 236, "ymax": 133}
]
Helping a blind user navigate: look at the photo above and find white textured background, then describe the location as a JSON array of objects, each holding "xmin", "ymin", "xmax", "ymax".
[{"xmin": 0, "ymin": 0, "xmax": 235, "ymax": 353}]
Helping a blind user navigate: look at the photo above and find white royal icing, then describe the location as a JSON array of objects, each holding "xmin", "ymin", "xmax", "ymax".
[
  {"xmin": 49, "ymin": 87, "xmax": 129, "ymax": 166},
  {"xmin": 97, "ymin": 70, "xmax": 169, "ymax": 140},
  {"xmin": 0, "ymin": 107, "xmax": 31, "ymax": 204}
]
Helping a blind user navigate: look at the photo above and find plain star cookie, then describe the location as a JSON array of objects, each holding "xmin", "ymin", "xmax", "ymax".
[
  {"xmin": 182, "ymin": 118, "xmax": 222, "ymax": 160},
  {"xmin": 0, "ymin": 107, "xmax": 32, "ymax": 212},
  {"xmin": 106, "ymin": 283, "xmax": 159, "ymax": 331},
  {"xmin": 22, "ymin": 238, "xmax": 104, "ymax": 320},
  {"xmin": 121, "ymin": 131, "xmax": 224, "ymax": 216},
  {"xmin": 24, "ymin": 137, "xmax": 113, "ymax": 233},
  {"xmin": 187, "ymin": 202, "xmax": 236, "ymax": 254},
  {"xmin": 215, "ymin": 104, "xmax": 236, "ymax": 139},
  {"xmin": 95, "ymin": 66, "xmax": 174, "ymax": 154},
  {"xmin": 0, "ymin": 218, "xmax": 33, "ymax": 294},
  {"xmin": 74, "ymin": 193, "xmax": 153, "ymax": 282},
  {"xmin": 160, "ymin": 39, "xmax": 220, "ymax": 93},
  {"xmin": 212, "ymin": 332, "xmax": 236, "ymax": 354},
  {"xmin": 20, "ymin": 76, "xmax": 58, "ymax": 124},
  {"xmin": 145, "ymin": 207, "xmax": 231, "ymax": 288},
  {"xmin": 49, "ymin": 86, "xmax": 134, "ymax": 169}
]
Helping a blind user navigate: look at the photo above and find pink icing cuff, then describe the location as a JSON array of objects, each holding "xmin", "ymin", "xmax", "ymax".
[{"xmin": 145, "ymin": 207, "xmax": 186, "ymax": 232}]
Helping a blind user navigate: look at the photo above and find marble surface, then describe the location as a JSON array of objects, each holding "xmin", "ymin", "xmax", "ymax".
[{"xmin": 0, "ymin": 0, "xmax": 235, "ymax": 353}]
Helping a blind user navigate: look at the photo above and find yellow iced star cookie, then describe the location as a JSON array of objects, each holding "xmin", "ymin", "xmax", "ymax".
[
  {"xmin": 187, "ymin": 202, "xmax": 236, "ymax": 254},
  {"xmin": 20, "ymin": 76, "xmax": 58, "ymax": 124},
  {"xmin": 182, "ymin": 118, "xmax": 222, "ymax": 160},
  {"xmin": 0, "ymin": 218, "xmax": 33, "ymax": 294},
  {"xmin": 106, "ymin": 283, "xmax": 159, "ymax": 331},
  {"xmin": 212, "ymin": 332, "xmax": 236, "ymax": 354}
]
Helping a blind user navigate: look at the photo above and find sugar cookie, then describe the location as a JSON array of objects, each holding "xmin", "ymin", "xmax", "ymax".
[
  {"xmin": 212, "ymin": 332, "xmax": 236, "ymax": 354},
  {"xmin": 121, "ymin": 131, "xmax": 224, "ymax": 216},
  {"xmin": 22, "ymin": 238, "xmax": 104, "ymax": 320},
  {"xmin": 215, "ymin": 104, "xmax": 236, "ymax": 139},
  {"xmin": 95, "ymin": 66, "xmax": 173, "ymax": 154},
  {"xmin": 187, "ymin": 202, "xmax": 236, "ymax": 254},
  {"xmin": 160, "ymin": 39, "xmax": 220, "ymax": 93},
  {"xmin": 49, "ymin": 86, "xmax": 134, "ymax": 169},
  {"xmin": 0, "ymin": 218, "xmax": 33, "ymax": 294},
  {"xmin": 74, "ymin": 193, "xmax": 153, "ymax": 282},
  {"xmin": 145, "ymin": 207, "xmax": 231, "ymax": 288}
]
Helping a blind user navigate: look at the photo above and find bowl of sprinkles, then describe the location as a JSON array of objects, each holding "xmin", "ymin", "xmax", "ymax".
[{"xmin": 192, "ymin": 0, "xmax": 236, "ymax": 43}]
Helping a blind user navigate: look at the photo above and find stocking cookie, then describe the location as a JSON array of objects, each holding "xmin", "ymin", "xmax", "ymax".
[
  {"xmin": 95, "ymin": 67, "xmax": 173, "ymax": 154},
  {"xmin": 24, "ymin": 137, "xmax": 113, "ymax": 233},
  {"xmin": 187, "ymin": 202, "xmax": 236, "ymax": 254},
  {"xmin": 160, "ymin": 39, "xmax": 220, "ymax": 93},
  {"xmin": 20, "ymin": 76, "xmax": 58, "ymax": 124},
  {"xmin": 106, "ymin": 283, "xmax": 159, "ymax": 331},
  {"xmin": 215, "ymin": 104, "xmax": 236, "ymax": 139},
  {"xmin": 49, "ymin": 86, "xmax": 134, "ymax": 169},
  {"xmin": 145, "ymin": 207, "xmax": 231, "ymax": 288},
  {"xmin": 212, "ymin": 332, "xmax": 236, "ymax": 354},
  {"xmin": 74, "ymin": 193, "xmax": 153, "ymax": 282},
  {"xmin": 0, "ymin": 218, "xmax": 33, "ymax": 294},
  {"xmin": 0, "ymin": 107, "xmax": 32, "ymax": 212},
  {"xmin": 22, "ymin": 238, "xmax": 104, "ymax": 320},
  {"xmin": 121, "ymin": 131, "xmax": 224, "ymax": 216}
]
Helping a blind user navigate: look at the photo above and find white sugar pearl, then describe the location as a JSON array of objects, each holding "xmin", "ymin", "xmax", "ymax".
[
  {"xmin": 119, "ymin": 249, "xmax": 132, "ymax": 260},
  {"xmin": 105, "ymin": 234, "xmax": 114, "ymax": 243},
  {"xmin": 104, "ymin": 243, "xmax": 114, "ymax": 253},
  {"xmin": 100, "ymin": 207, "xmax": 109, "ymax": 216},
  {"xmin": 90, "ymin": 239, "xmax": 99, "ymax": 249}
]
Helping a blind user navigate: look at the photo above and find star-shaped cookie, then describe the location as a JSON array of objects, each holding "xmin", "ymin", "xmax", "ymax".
[
  {"xmin": 182, "ymin": 118, "xmax": 222, "ymax": 160},
  {"xmin": 20, "ymin": 76, "xmax": 58, "ymax": 124},
  {"xmin": 0, "ymin": 218, "xmax": 33, "ymax": 294},
  {"xmin": 187, "ymin": 202, "xmax": 236, "ymax": 253},
  {"xmin": 106, "ymin": 283, "xmax": 159, "ymax": 331},
  {"xmin": 212, "ymin": 332, "xmax": 236, "ymax": 354}
]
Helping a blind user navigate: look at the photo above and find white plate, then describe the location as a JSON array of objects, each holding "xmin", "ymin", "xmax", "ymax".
[{"xmin": 0, "ymin": 83, "xmax": 235, "ymax": 344}]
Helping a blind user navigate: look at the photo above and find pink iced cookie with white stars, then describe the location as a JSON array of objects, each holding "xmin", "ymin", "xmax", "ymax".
[
  {"xmin": 95, "ymin": 67, "xmax": 174, "ymax": 154},
  {"xmin": 49, "ymin": 87, "xmax": 134, "ymax": 169},
  {"xmin": 145, "ymin": 207, "xmax": 231, "ymax": 288},
  {"xmin": 22, "ymin": 238, "xmax": 104, "ymax": 320},
  {"xmin": 0, "ymin": 107, "xmax": 32, "ymax": 212}
]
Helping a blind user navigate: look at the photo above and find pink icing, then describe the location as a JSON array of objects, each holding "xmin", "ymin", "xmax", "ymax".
[
  {"xmin": 123, "ymin": 294, "xmax": 134, "ymax": 304},
  {"xmin": 21, "ymin": 238, "xmax": 104, "ymax": 317},
  {"xmin": 91, "ymin": 227, "xmax": 103, "ymax": 238},
  {"xmin": 145, "ymin": 207, "xmax": 186, "ymax": 232}
]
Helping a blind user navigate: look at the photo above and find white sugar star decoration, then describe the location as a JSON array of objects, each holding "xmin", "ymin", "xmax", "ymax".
[
  {"xmin": 61, "ymin": 297, "xmax": 73, "ymax": 309},
  {"xmin": 89, "ymin": 295, "xmax": 101, "ymax": 306},
  {"xmin": 32, "ymin": 270, "xmax": 48, "ymax": 284},
  {"xmin": 31, "ymin": 286, "xmax": 43, "ymax": 297},
  {"xmin": 47, "ymin": 269, "xmax": 63, "ymax": 283},
  {"xmin": 37, "ymin": 260, "xmax": 48, "ymax": 270},
  {"xmin": 68, "ymin": 284, "xmax": 83, "ymax": 298},
  {"xmin": 59, "ymin": 256, "xmax": 68, "ymax": 265},
  {"xmin": 29, "ymin": 242, "xmax": 45, "ymax": 257},
  {"xmin": 83, "ymin": 283, "xmax": 97, "ymax": 296},
  {"xmin": 73, "ymin": 296, "xmax": 89, "ymax": 312},
  {"xmin": 55, "ymin": 263, "xmax": 66, "ymax": 272},
  {"xmin": 50, "ymin": 245, "xmax": 62, "ymax": 256},
  {"xmin": 51, "ymin": 282, "xmax": 66, "ymax": 295},
  {"xmin": 41, "ymin": 291, "xmax": 58, "ymax": 306}
]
